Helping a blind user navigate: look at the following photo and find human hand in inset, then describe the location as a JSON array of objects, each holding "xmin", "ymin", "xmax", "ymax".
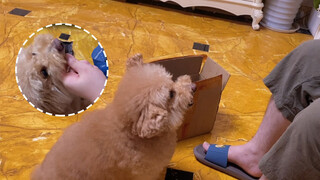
[{"xmin": 62, "ymin": 54, "xmax": 106, "ymax": 103}]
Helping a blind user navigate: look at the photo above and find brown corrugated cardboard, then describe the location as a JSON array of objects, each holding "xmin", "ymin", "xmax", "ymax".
[{"xmin": 152, "ymin": 55, "xmax": 230, "ymax": 140}]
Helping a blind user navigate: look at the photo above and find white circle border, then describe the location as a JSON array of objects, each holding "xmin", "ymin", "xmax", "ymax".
[{"xmin": 15, "ymin": 23, "xmax": 109, "ymax": 117}]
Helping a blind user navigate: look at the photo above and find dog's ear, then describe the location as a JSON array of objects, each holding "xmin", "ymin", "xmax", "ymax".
[
  {"xmin": 126, "ymin": 53, "xmax": 143, "ymax": 69},
  {"xmin": 132, "ymin": 103, "xmax": 168, "ymax": 138},
  {"xmin": 18, "ymin": 47, "xmax": 31, "ymax": 63}
]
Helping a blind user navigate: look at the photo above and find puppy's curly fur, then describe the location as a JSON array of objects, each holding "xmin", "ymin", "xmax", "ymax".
[
  {"xmin": 31, "ymin": 54, "xmax": 194, "ymax": 180},
  {"xmin": 17, "ymin": 34, "xmax": 90, "ymax": 114}
]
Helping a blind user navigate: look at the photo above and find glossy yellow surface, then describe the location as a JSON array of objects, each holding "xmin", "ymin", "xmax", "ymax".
[{"xmin": 0, "ymin": 0, "xmax": 313, "ymax": 179}]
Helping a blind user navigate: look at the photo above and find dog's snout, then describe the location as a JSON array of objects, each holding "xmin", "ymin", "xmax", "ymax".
[
  {"xmin": 53, "ymin": 38, "xmax": 64, "ymax": 52},
  {"xmin": 191, "ymin": 83, "xmax": 197, "ymax": 92},
  {"xmin": 188, "ymin": 83, "xmax": 196, "ymax": 107},
  {"xmin": 188, "ymin": 100, "xmax": 194, "ymax": 107}
]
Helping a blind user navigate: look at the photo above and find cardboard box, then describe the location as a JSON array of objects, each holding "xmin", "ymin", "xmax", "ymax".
[{"xmin": 152, "ymin": 55, "xmax": 230, "ymax": 140}]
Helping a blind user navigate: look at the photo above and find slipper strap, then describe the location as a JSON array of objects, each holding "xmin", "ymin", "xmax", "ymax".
[{"xmin": 204, "ymin": 144, "xmax": 230, "ymax": 168}]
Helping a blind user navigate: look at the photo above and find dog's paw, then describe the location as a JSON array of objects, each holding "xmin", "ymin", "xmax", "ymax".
[{"xmin": 127, "ymin": 53, "xmax": 143, "ymax": 69}]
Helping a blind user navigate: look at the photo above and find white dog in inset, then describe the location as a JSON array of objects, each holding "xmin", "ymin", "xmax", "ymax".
[{"xmin": 17, "ymin": 34, "xmax": 90, "ymax": 114}]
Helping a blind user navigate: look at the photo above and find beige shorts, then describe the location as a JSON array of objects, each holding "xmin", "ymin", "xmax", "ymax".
[
  {"xmin": 263, "ymin": 39, "xmax": 320, "ymax": 122},
  {"xmin": 259, "ymin": 40, "xmax": 320, "ymax": 180},
  {"xmin": 259, "ymin": 98, "xmax": 320, "ymax": 180}
]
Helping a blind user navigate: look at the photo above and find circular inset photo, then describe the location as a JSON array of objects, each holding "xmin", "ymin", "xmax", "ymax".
[{"xmin": 15, "ymin": 23, "xmax": 108, "ymax": 116}]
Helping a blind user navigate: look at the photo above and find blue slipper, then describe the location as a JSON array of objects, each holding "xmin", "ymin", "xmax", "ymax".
[{"xmin": 194, "ymin": 144, "xmax": 259, "ymax": 180}]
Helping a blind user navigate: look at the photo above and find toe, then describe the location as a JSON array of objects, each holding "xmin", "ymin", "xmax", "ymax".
[{"xmin": 202, "ymin": 141, "xmax": 210, "ymax": 152}]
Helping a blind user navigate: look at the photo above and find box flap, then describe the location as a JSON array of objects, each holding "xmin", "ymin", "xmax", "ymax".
[
  {"xmin": 200, "ymin": 57, "xmax": 230, "ymax": 91},
  {"xmin": 178, "ymin": 75, "xmax": 222, "ymax": 140},
  {"xmin": 152, "ymin": 55, "xmax": 204, "ymax": 81}
]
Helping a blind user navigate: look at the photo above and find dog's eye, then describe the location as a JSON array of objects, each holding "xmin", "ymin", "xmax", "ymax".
[
  {"xmin": 40, "ymin": 67, "xmax": 49, "ymax": 79},
  {"xmin": 169, "ymin": 90, "xmax": 175, "ymax": 99},
  {"xmin": 32, "ymin": 53, "xmax": 36, "ymax": 56}
]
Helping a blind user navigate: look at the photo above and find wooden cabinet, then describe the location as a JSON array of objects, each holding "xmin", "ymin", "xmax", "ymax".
[{"xmin": 159, "ymin": 0, "xmax": 264, "ymax": 30}]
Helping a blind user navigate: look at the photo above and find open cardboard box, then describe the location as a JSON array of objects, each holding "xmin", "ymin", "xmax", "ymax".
[{"xmin": 152, "ymin": 55, "xmax": 230, "ymax": 140}]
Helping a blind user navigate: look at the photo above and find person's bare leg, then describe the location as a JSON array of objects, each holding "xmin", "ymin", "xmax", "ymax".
[{"xmin": 203, "ymin": 96, "xmax": 291, "ymax": 177}]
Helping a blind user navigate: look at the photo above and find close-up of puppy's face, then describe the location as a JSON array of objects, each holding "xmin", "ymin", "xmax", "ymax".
[
  {"xmin": 17, "ymin": 34, "xmax": 74, "ymax": 114},
  {"xmin": 115, "ymin": 54, "xmax": 195, "ymax": 138},
  {"xmin": 23, "ymin": 34, "xmax": 66, "ymax": 81}
]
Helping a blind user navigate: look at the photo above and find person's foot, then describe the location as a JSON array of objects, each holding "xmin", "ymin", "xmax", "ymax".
[{"xmin": 203, "ymin": 142, "xmax": 264, "ymax": 178}]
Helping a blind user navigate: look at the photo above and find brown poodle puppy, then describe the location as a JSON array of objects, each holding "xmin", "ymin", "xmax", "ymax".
[
  {"xmin": 31, "ymin": 54, "xmax": 195, "ymax": 180},
  {"xmin": 17, "ymin": 34, "xmax": 90, "ymax": 114}
]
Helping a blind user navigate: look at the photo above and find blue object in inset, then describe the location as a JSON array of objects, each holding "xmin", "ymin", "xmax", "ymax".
[{"xmin": 91, "ymin": 45, "xmax": 108, "ymax": 77}]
